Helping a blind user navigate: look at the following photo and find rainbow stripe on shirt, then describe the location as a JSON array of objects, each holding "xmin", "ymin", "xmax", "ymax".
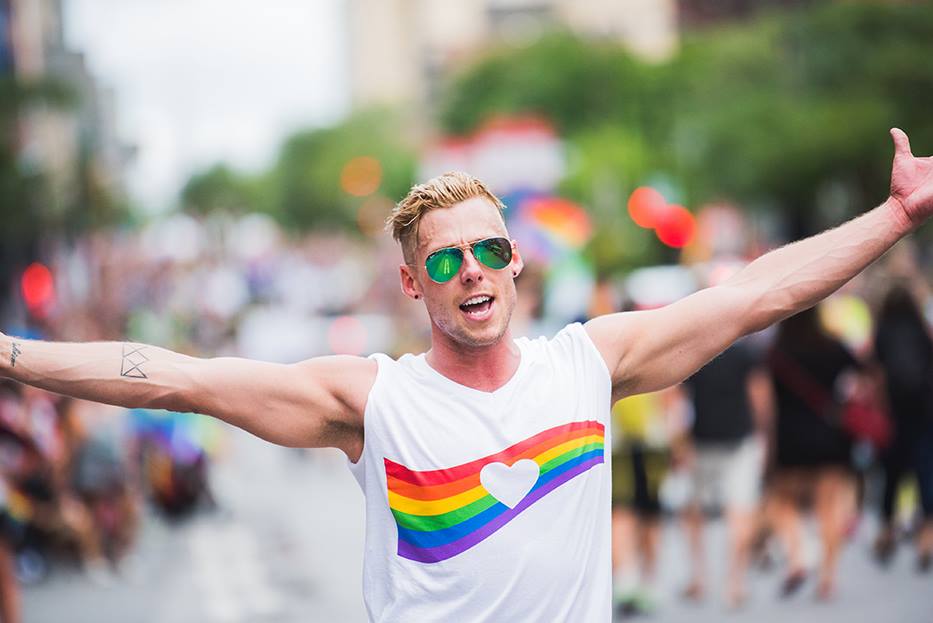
[{"xmin": 384, "ymin": 420, "xmax": 605, "ymax": 563}]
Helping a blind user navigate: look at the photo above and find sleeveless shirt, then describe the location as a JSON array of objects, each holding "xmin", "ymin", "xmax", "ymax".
[{"xmin": 348, "ymin": 323, "xmax": 613, "ymax": 622}]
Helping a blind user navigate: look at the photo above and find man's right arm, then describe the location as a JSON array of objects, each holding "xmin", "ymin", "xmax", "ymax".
[{"xmin": 0, "ymin": 332, "xmax": 376, "ymax": 461}]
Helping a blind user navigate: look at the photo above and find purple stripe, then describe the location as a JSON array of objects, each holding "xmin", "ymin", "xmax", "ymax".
[{"xmin": 397, "ymin": 455, "xmax": 603, "ymax": 563}]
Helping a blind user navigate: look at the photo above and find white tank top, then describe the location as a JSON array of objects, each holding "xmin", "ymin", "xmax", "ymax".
[{"xmin": 348, "ymin": 323, "xmax": 613, "ymax": 622}]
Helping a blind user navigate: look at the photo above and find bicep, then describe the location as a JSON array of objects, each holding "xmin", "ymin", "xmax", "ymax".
[
  {"xmin": 587, "ymin": 285, "xmax": 752, "ymax": 398},
  {"xmin": 183, "ymin": 355, "xmax": 375, "ymax": 450}
]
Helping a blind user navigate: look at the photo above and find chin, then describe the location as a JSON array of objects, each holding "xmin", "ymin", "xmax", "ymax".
[
  {"xmin": 460, "ymin": 327, "xmax": 506, "ymax": 348},
  {"xmin": 441, "ymin": 318, "xmax": 508, "ymax": 349}
]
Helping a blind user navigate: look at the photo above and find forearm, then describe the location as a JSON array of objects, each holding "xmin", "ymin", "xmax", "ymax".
[
  {"xmin": 727, "ymin": 197, "xmax": 909, "ymax": 333},
  {"xmin": 0, "ymin": 336, "xmax": 196, "ymax": 412}
]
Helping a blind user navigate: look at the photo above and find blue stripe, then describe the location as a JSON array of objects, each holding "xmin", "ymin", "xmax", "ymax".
[{"xmin": 396, "ymin": 448, "xmax": 604, "ymax": 549}]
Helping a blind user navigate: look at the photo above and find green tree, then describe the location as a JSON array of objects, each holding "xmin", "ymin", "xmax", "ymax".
[
  {"xmin": 180, "ymin": 164, "xmax": 263, "ymax": 216},
  {"xmin": 439, "ymin": 2, "xmax": 933, "ymax": 251},
  {"xmin": 269, "ymin": 108, "xmax": 416, "ymax": 231}
]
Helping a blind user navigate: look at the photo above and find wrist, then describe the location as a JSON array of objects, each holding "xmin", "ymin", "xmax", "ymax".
[
  {"xmin": 0, "ymin": 335, "xmax": 11, "ymax": 377},
  {"xmin": 1, "ymin": 335, "xmax": 24, "ymax": 380},
  {"xmin": 884, "ymin": 195, "xmax": 916, "ymax": 236}
]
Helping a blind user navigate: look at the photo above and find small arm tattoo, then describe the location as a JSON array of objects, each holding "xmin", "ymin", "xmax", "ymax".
[
  {"xmin": 121, "ymin": 344, "xmax": 149, "ymax": 379},
  {"xmin": 10, "ymin": 341, "xmax": 21, "ymax": 368}
]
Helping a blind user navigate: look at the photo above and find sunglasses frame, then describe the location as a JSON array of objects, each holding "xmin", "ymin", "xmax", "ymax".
[{"xmin": 423, "ymin": 236, "xmax": 514, "ymax": 283}]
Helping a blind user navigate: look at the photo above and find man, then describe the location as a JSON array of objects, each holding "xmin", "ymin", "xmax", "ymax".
[
  {"xmin": 1, "ymin": 129, "xmax": 931, "ymax": 621},
  {"xmin": 680, "ymin": 339, "xmax": 771, "ymax": 607}
]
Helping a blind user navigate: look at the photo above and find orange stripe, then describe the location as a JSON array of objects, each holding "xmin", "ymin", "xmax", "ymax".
[{"xmin": 386, "ymin": 425, "xmax": 604, "ymax": 500}]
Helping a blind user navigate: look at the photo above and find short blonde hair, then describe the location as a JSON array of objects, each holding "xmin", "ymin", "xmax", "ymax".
[{"xmin": 387, "ymin": 171, "xmax": 506, "ymax": 263}]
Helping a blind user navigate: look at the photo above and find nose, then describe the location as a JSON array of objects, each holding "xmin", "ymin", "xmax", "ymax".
[{"xmin": 459, "ymin": 248, "xmax": 484, "ymax": 284}]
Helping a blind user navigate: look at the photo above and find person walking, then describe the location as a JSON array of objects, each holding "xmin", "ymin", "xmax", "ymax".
[
  {"xmin": 1, "ymin": 130, "xmax": 931, "ymax": 621},
  {"xmin": 680, "ymin": 339, "xmax": 770, "ymax": 608},
  {"xmin": 872, "ymin": 285, "xmax": 933, "ymax": 571},
  {"xmin": 765, "ymin": 307, "xmax": 862, "ymax": 600},
  {"xmin": 610, "ymin": 389, "xmax": 682, "ymax": 616}
]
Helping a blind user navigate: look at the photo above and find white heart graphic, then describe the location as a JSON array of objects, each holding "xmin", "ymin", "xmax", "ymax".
[{"xmin": 480, "ymin": 459, "xmax": 540, "ymax": 509}]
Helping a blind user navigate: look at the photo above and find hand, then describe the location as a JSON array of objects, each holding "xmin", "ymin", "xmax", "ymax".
[{"xmin": 889, "ymin": 128, "xmax": 933, "ymax": 229}]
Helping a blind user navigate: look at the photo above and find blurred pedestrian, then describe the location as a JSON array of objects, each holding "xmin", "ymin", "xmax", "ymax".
[
  {"xmin": 766, "ymin": 307, "xmax": 861, "ymax": 600},
  {"xmin": 610, "ymin": 389, "xmax": 681, "ymax": 616},
  {"xmin": 871, "ymin": 285, "xmax": 933, "ymax": 571},
  {"xmin": 680, "ymin": 339, "xmax": 770, "ymax": 608}
]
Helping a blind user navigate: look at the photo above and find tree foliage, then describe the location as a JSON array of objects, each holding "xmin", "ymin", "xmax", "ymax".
[
  {"xmin": 439, "ymin": 1, "xmax": 933, "ymax": 262},
  {"xmin": 181, "ymin": 108, "xmax": 417, "ymax": 233}
]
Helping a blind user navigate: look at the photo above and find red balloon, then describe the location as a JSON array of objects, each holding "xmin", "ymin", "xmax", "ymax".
[
  {"xmin": 655, "ymin": 204, "xmax": 696, "ymax": 248},
  {"xmin": 627, "ymin": 187, "xmax": 667, "ymax": 229}
]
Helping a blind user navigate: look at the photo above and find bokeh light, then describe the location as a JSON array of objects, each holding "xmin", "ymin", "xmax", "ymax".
[
  {"xmin": 340, "ymin": 156, "xmax": 382, "ymax": 197},
  {"xmin": 654, "ymin": 204, "xmax": 696, "ymax": 248},
  {"xmin": 21, "ymin": 262, "xmax": 56, "ymax": 314},
  {"xmin": 627, "ymin": 186, "xmax": 668, "ymax": 229},
  {"xmin": 356, "ymin": 195, "xmax": 394, "ymax": 238}
]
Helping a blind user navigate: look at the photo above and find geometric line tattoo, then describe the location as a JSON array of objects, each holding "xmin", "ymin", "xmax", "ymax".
[
  {"xmin": 121, "ymin": 344, "xmax": 149, "ymax": 379},
  {"xmin": 10, "ymin": 341, "xmax": 21, "ymax": 368}
]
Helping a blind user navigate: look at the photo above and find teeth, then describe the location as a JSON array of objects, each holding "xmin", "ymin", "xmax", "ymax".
[{"xmin": 463, "ymin": 296, "xmax": 491, "ymax": 306}]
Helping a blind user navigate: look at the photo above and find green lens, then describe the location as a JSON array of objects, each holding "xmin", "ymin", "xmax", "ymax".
[
  {"xmin": 473, "ymin": 237, "xmax": 512, "ymax": 269},
  {"xmin": 425, "ymin": 248, "xmax": 463, "ymax": 283}
]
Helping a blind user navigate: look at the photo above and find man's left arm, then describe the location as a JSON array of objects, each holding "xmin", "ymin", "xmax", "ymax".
[{"xmin": 587, "ymin": 128, "xmax": 933, "ymax": 398}]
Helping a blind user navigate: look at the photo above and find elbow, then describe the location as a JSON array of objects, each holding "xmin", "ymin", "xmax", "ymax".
[
  {"xmin": 143, "ymin": 360, "xmax": 201, "ymax": 413},
  {"xmin": 727, "ymin": 283, "xmax": 797, "ymax": 336},
  {"xmin": 143, "ymin": 387, "xmax": 194, "ymax": 413}
]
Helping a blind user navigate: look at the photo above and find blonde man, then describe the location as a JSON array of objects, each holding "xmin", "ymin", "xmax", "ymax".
[{"xmin": 2, "ymin": 130, "xmax": 932, "ymax": 622}]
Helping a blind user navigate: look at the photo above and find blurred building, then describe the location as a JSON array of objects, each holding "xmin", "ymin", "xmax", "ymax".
[
  {"xmin": 348, "ymin": 0, "xmax": 678, "ymax": 109},
  {"xmin": 1, "ymin": 0, "xmax": 132, "ymax": 323},
  {"xmin": 8, "ymin": 0, "xmax": 131, "ymax": 220},
  {"xmin": 677, "ymin": 0, "xmax": 823, "ymax": 27}
]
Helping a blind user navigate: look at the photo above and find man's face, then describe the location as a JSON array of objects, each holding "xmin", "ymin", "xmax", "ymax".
[{"xmin": 401, "ymin": 196, "xmax": 523, "ymax": 349}]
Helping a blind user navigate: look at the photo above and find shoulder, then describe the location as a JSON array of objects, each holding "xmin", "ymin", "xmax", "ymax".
[
  {"xmin": 292, "ymin": 354, "xmax": 378, "ymax": 416},
  {"xmin": 541, "ymin": 323, "xmax": 612, "ymax": 381}
]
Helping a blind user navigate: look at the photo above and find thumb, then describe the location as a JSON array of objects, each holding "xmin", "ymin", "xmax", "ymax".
[{"xmin": 890, "ymin": 127, "xmax": 913, "ymax": 158}]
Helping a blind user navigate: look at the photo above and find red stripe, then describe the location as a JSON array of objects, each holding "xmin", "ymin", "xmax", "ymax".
[
  {"xmin": 385, "ymin": 424, "xmax": 605, "ymax": 499},
  {"xmin": 384, "ymin": 420, "xmax": 604, "ymax": 486}
]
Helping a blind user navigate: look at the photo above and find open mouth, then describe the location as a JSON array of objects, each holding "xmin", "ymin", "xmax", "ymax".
[{"xmin": 459, "ymin": 295, "xmax": 494, "ymax": 319}]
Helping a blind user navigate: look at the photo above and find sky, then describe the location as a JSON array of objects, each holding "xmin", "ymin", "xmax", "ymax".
[{"xmin": 63, "ymin": 0, "xmax": 349, "ymax": 211}]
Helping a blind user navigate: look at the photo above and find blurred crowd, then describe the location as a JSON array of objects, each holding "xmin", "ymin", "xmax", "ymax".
[
  {"xmin": 0, "ymin": 212, "xmax": 410, "ymax": 623},
  {"xmin": 0, "ymin": 213, "xmax": 931, "ymax": 622},
  {"xmin": 607, "ymin": 244, "xmax": 933, "ymax": 617}
]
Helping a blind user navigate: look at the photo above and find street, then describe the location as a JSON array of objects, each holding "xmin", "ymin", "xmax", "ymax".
[
  {"xmin": 23, "ymin": 427, "xmax": 368, "ymax": 623},
  {"xmin": 24, "ymin": 427, "xmax": 932, "ymax": 623}
]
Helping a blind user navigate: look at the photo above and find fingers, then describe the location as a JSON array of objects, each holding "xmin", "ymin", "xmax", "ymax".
[{"xmin": 890, "ymin": 127, "xmax": 913, "ymax": 157}]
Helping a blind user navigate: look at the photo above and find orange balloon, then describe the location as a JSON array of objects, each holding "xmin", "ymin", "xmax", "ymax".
[{"xmin": 627, "ymin": 187, "xmax": 667, "ymax": 228}]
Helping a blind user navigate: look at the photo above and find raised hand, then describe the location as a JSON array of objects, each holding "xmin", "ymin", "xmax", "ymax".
[{"xmin": 889, "ymin": 128, "xmax": 933, "ymax": 229}]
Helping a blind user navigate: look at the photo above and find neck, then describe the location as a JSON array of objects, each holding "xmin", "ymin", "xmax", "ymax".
[{"xmin": 425, "ymin": 326, "xmax": 521, "ymax": 393}]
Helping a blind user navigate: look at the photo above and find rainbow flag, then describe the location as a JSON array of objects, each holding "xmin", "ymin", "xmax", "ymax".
[{"xmin": 385, "ymin": 420, "xmax": 605, "ymax": 563}]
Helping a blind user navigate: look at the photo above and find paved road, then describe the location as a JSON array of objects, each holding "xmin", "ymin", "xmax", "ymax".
[
  {"xmin": 23, "ymin": 428, "xmax": 933, "ymax": 622},
  {"xmin": 23, "ymin": 427, "xmax": 368, "ymax": 623}
]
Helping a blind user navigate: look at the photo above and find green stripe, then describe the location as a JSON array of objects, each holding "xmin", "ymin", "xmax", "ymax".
[
  {"xmin": 391, "ymin": 441, "xmax": 605, "ymax": 532},
  {"xmin": 539, "ymin": 442, "xmax": 603, "ymax": 476},
  {"xmin": 392, "ymin": 493, "xmax": 498, "ymax": 531}
]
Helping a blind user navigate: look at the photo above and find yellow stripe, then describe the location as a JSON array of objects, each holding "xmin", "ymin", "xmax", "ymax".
[
  {"xmin": 389, "ymin": 483, "xmax": 488, "ymax": 516},
  {"xmin": 387, "ymin": 433, "xmax": 604, "ymax": 516},
  {"xmin": 532, "ymin": 434, "xmax": 603, "ymax": 467}
]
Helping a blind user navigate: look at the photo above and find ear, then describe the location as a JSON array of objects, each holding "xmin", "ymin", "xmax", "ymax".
[
  {"xmin": 509, "ymin": 240, "xmax": 525, "ymax": 278},
  {"xmin": 399, "ymin": 263, "xmax": 423, "ymax": 300}
]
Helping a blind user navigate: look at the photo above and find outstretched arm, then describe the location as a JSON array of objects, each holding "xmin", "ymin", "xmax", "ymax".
[
  {"xmin": 0, "ymin": 335, "xmax": 375, "ymax": 460},
  {"xmin": 587, "ymin": 128, "xmax": 933, "ymax": 398}
]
